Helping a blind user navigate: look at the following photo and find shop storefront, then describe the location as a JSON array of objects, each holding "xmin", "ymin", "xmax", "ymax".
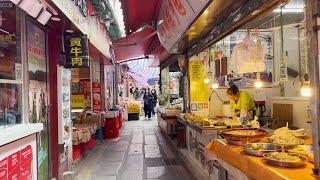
[{"xmin": 157, "ymin": 0, "xmax": 320, "ymax": 179}]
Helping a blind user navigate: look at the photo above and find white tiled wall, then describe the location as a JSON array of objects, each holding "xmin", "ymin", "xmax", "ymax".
[{"xmin": 271, "ymin": 97, "xmax": 312, "ymax": 136}]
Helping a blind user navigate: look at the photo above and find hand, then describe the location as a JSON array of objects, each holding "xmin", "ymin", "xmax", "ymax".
[{"xmin": 233, "ymin": 116, "xmax": 238, "ymax": 121}]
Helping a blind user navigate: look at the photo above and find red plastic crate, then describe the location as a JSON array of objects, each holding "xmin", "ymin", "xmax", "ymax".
[
  {"xmin": 104, "ymin": 117, "xmax": 119, "ymax": 129},
  {"xmin": 119, "ymin": 111, "xmax": 123, "ymax": 129},
  {"xmin": 105, "ymin": 128, "xmax": 120, "ymax": 139},
  {"xmin": 87, "ymin": 135, "xmax": 95, "ymax": 149},
  {"xmin": 73, "ymin": 144, "xmax": 82, "ymax": 161}
]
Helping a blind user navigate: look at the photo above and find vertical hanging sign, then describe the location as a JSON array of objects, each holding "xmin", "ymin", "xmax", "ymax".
[{"xmin": 64, "ymin": 34, "xmax": 89, "ymax": 68}]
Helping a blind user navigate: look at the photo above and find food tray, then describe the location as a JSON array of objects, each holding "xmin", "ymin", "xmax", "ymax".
[
  {"xmin": 243, "ymin": 143, "xmax": 282, "ymax": 157},
  {"xmin": 263, "ymin": 152, "xmax": 307, "ymax": 168},
  {"xmin": 219, "ymin": 128, "xmax": 268, "ymax": 142},
  {"xmin": 285, "ymin": 145, "xmax": 313, "ymax": 155},
  {"xmin": 268, "ymin": 138, "xmax": 305, "ymax": 147}
]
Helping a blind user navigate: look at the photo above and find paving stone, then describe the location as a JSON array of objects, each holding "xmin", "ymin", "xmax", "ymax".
[
  {"xmin": 145, "ymin": 135, "xmax": 158, "ymax": 145},
  {"xmin": 120, "ymin": 169, "xmax": 143, "ymax": 180},
  {"xmin": 124, "ymin": 155, "xmax": 144, "ymax": 169},
  {"xmin": 147, "ymin": 166, "xmax": 166, "ymax": 179},
  {"xmin": 132, "ymin": 134, "xmax": 143, "ymax": 144},
  {"xmin": 93, "ymin": 162, "xmax": 122, "ymax": 175},
  {"xmin": 93, "ymin": 175, "xmax": 117, "ymax": 180},
  {"xmin": 100, "ymin": 151, "xmax": 125, "ymax": 162},
  {"xmin": 144, "ymin": 129, "xmax": 155, "ymax": 135},
  {"xmin": 128, "ymin": 144, "xmax": 143, "ymax": 155},
  {"xmin": 111, "ymin": 145, "xmax": 128, "ymax": 152},
  {"xmin": 155, "ymin": 130, "xmax": 176, "ymax": 159},
  {"xmin": 145, "ymin": 145, "xmax": 162, "ymax": 158},
  {"xmin": 117, "ymin": 140, "xmax": 130, "ymax": 146}
]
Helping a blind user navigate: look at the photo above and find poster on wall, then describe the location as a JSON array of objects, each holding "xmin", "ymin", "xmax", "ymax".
[
  {"xmin": 27, "ymin": 21, "xmax": 49, "ymax": 180},
  {"xmin": 0, "ymin": 134, "xmax": 37, "ymax": 180},
  {"xmin": 92, "ymin": 82, "xmax": 101, "ymax": 114},
  {"xmin": 189, "ymin": 60, "xmax": 209, "ymax": 102}
]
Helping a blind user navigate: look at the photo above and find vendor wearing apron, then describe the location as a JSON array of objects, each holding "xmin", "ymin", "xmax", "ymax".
[{"xmin": 227, "ymin": 85, "xmax": 255, "ymax": 125}]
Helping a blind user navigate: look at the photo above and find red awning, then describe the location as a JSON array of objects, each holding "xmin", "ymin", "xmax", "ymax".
[{"xmin": 113, "ymin": 0, "xmax": 172, "ymax": 64}]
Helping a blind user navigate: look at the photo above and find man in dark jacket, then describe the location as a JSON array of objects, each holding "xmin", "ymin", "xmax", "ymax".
[
  {"xmin": 143, "ymin": 91, "xmax": 152, "ymax": 119},
  {"xmin": 151, "ymin": 89, "xmax": 157, "ymax": 116}
]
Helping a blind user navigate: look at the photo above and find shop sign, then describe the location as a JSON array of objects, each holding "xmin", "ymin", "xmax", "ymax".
[
  {"xmin": 189, "ymin": 60, "xmax": 209, "ymax": 102},
  {"xmin": 157, "ymin": 0, "xmax": 209, "ymax": 52},
  {"xmin": 64, "ymin": 34, "xmax": 89, "ymax": 68},
  {"xmin": 52, "ymin": 0, "xmax": 89, "ymax": 34},
  {"xmin": 0, "ymin": 134, "xmax": 37, "ymax": 180},
  {"xmin": 88, "ymin": 1, "xmax": 111, "ymax": 58},
  {"xmin": 71, "ymin": 95, "xmax": 85, "ymax": 108},
  {"xmin": 92, "ymin": 82, "xmax": 101, "ymax": 114}
]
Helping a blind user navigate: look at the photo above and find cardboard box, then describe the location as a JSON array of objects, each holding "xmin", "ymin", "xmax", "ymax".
[
  {"xmin": 72, "ymin": 129, "xmax": 83, "ymax": 145},
  {"xmin": 82, "ymin": 115, "xmax": 102, "ymax": 129}
]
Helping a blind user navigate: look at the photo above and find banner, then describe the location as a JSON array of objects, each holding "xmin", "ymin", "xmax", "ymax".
[
  {"xmin": 92, "ymin": 82, "xmax": 101, "ymax": 114},
  {"xmin": 157, "ymin": 0, "xmax": 209, "ymax": 52},
  {"xmin": 27, "ymin": 21, "xmax": 49, "ymax": 180},
  {"xmin": 64, "ymin": 34, "xmax": 89, "ymax": 68},
  {"xmin": 71, "ymin": 95, "xmax": 85, "ymax": 108}
]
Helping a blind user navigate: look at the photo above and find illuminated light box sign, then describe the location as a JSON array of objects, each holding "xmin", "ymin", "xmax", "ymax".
[{"xmin": 64, "ymin": 34, "xmax": 89, "ymax": 68}]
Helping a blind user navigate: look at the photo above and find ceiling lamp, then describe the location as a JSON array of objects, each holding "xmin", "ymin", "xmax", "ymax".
[
  {"xmin": 37, "ymin": 9, "xmax": 52, "ymax": 25},
  {"xmin": 301, "ymin": 81, "xmax": 311, "ymax": 97},
  {"xmin": 211, "ymin": 83, "xmax": 218, "ymax": 89},
  {"xmin": 29, "ymin": 2, "xmax": 43, "ymax": 18},
  {"xmin": 204, "ymin": 79, "xmax": 210, "ymax": 84},
  {"xmin": 10, "ymin": 0, "xmax": 21, "ymax": 5},
  {"xmin": 254, "ymin": 72, "xmax": 263, "ymax": 88},
  {"xmin": 18, "ymin": 0, "xmax": 34, "ymax": 12}
]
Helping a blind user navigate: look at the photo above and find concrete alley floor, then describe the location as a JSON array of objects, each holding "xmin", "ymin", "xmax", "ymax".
[{"xmin": 73, "ymin": 116, "xmax": 195, "ymax": 180}]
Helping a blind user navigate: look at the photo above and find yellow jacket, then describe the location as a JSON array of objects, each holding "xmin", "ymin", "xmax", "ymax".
[{"xmin": 230, "ymin": 91, "xmax": 255, "ymax": 112}]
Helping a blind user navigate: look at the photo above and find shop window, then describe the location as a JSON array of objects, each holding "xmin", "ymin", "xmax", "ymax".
[
  {"xmin": 205, "ymin": 0, "xmax": 306, "ymax": 89},
  {"xmin": 0, "ymin": 2, "xmax": 23, "ymax": 127}
]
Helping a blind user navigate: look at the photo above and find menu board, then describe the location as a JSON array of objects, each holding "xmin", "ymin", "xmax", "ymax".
[
  {"xmin": 299, "ymin": 28, "xmax": 308, "ymax": 76},
  {"xmin": 0, "ymin": 134, "xmax": 37, "ymax": 180},
  {"xmin": 189, "ymin": 60, "xmax": 209, "ymax": 102}
]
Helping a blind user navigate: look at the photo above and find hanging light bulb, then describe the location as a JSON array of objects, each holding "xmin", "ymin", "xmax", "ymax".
[
  {"xmin": 301, "ymin": 81, "xmax": 311, "ymax": 97},
  {"xmin": 254, "ymin": 72, "xmax": 263, "ymax": 88},
  {"xmin": 211, "ymin": 83, "xmax": 218, "ymax": 89},
  {"xmin": 204, "ymin": 78, "xmax": 210, "ymax": 84}
]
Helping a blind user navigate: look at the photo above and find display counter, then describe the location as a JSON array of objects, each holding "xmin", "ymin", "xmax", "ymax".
[
  {"xmin": 157, "ymin": 109, "xmax": 178, "ymax": 137},
  {"xmin": 206, "ymin": 139, "xmax": 316, "ymax": 180}
]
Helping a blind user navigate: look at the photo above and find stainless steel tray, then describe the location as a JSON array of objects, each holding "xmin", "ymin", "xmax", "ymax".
[
  {"xmin": 263, "ymin": 152, "xmax": 308, "ymax": 168},
  {"xmin": 243, "ymin": 143, "xmax": 282, "ymax": 157}
]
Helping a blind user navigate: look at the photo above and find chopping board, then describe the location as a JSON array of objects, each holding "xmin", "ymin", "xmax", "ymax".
[{"xmin": 272, "ymin": 104, "xmax": 293, "ymax": 129}]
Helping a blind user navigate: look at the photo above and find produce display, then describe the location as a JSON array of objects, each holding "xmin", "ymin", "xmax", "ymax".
[
  {"xmin": 166, "ymin": 105, "xmax": 182, "ymax": 110},
  {"xmin": 128, "ymin": 103, "xmax": 141, "ymax": 114},
  {"xmin": 183, "ymin": 113, "xmax": 209, "ymax": 126}
]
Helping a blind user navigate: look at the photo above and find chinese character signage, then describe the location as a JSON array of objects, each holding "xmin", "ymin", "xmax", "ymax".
[
  {"xmin": 157, "ymin": 0, "xmax": 209, "ymax": 52},
  {"xmin": 52, "ymin": 0, "xmax": 88, "ymax": 34},
  {"xmin": 71, "ymin": 95, "xmax": 85, "ymax": 108},
  {"xmin": 92, "ymin": 82, "xmax": 101, "ymax": 114},
  {"xmin": 0, "ymin": 134, "xmax": 37, "ymax": 180},
  {"xmin": 65, "ymin": 34, "xmax": 89, "ymax": 68}
]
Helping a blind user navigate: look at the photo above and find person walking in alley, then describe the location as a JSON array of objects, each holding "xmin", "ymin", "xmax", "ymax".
[
  {"xmin": 151, "ymin": 89, "xmax": 157, "ymax": 116},
  {"xmin": 143, "ymin": 91, "xmax": 152, "ymax": 119}
]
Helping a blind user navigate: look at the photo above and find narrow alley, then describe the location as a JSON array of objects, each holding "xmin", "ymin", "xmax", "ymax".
[{"xmin": 74, "ymin": 117, "xmax": 195, "ymax": 180}]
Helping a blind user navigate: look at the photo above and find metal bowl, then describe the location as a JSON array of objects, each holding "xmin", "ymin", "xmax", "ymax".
[
  {"xmin": 243, "ymin": 143, "xmax": 282, "ymax": 157},
  {"xmin": 263, "ymin": 152, "xmax": 308, "ymax": 168},
  {"xmin": 285, "ymin": 145, "xmax": 313, "ymax": 156}
]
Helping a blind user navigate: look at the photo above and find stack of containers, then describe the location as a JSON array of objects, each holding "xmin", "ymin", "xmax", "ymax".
[
  {"xmin": 104, "ymin": 110, "xmax": 120, "ymax": 138},
  {"xmin": 119, "ymin": 111, "xmax": 123, "ymax": 129}
]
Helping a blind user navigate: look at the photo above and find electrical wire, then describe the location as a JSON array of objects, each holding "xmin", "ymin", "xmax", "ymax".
[{"xmin": 209, "ymin": 90, "xmax": 224, "ymax": 102}]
